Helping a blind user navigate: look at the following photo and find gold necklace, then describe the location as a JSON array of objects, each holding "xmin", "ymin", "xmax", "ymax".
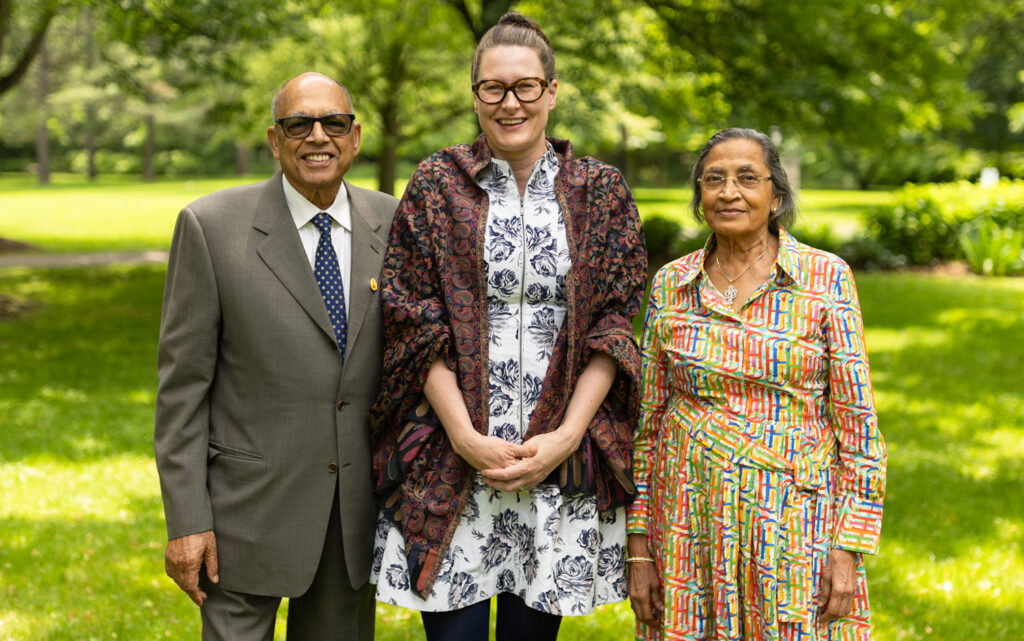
[{"xmin": 715, "ymin": 247, "xmax": 769, "ymax": 307}]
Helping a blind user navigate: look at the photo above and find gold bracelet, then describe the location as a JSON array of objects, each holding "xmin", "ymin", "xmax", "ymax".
[{"xmin": 625, "ymin": 557, "xmax": 656, "ymax": 563}]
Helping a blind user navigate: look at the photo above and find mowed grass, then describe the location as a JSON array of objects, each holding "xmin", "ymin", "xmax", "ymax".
[
  {"xmin": 0, "ymin": 172, "xmax": 887, "ymax": 254},
  {"xmin": 1, "ymin": 266, "xmax": 1021, "ymax": 640},
  {"xmin": 0, "ymin": 170, "xmax": 382, "ymax": 253},
  {"xmin": 1, "ymin": 177, "xmax": 1021, "ymax": 639}
]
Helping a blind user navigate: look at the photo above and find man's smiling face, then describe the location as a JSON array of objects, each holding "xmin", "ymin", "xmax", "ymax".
[{"xmin": 268, "ymin": 73, "xmax": 361, "ymax": 210}]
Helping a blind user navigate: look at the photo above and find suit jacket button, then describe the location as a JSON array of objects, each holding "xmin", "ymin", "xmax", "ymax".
[
  {"xmin": 328, "ymin": 463, "xmax": 338, "ymax": 474},
  {"xmin": 337, "ymin": 400, "xmax": 349, "ymax": 411}
]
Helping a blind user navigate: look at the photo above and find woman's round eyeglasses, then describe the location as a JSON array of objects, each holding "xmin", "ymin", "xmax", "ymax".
[{"xmin": 472, "ymin": 77, "xmax": 550, "ymax": 104}]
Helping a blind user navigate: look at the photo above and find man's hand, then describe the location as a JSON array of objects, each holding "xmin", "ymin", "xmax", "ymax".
[
  {"xmin": 817, "ymin": 548, "xmax": 859, "ymax": 623},
  {"xmin": 165, "ymin": 530, "xmax": 219, "ymax": 606}
]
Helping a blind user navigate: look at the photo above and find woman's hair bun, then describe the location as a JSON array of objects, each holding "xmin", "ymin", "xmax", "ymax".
[
  {"xmin": 471, "ymin": 11, "xmax": 556, "ymax": 82},
  {"xmin": 497, "ymin": 11, "xmax": 540, "ymax": 31}
]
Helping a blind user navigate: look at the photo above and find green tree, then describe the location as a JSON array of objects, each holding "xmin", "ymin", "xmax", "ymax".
[{"xmin": 640, "ymin": 0, "xmax": 978, "ymax": 187}]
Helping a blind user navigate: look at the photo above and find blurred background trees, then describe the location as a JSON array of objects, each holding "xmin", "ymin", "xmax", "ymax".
[{"xmin": 1, "ymin": 0, "xmax": 1023, "ymax": 191}]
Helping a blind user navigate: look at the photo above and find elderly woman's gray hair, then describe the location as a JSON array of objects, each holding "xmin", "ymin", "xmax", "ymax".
[{"xmin": 689, "ymin": 128, "xmax": 797, "ymax": 233}]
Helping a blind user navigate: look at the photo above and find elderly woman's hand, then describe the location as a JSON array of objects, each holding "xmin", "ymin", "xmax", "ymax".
[
  {"xmin": 627, "ymin": 533, "xmax": 664, "ymax": 626},
  {"xmin": 817, "ymin": 549, "xmax": 859, "ymax": 623}
]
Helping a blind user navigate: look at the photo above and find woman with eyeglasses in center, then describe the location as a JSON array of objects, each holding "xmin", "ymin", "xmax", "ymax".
[
  {"xmin": 627, "ymin": 128, "xmax": 887, "ymax": 640},
  {"xmin": 369, "ymin": 11, "xmax": 647, "ymax": 641}
]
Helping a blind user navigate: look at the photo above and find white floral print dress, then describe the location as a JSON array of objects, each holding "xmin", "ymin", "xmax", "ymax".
[{"xmin": 372, "ymin": 146, "xmax": 627, "ymax": 615}]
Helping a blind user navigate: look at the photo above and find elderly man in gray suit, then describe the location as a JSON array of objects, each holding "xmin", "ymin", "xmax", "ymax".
[{"xmin": 155, "ymin": 72, "xmax": 398, "ymax": 640}]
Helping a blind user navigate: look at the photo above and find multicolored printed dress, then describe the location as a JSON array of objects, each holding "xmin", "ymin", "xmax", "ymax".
[
  {"xmin": 373, "ymin": 147, "xmax": 627, "ymax": 614},
  {"xmin": 627, "ymin": 230, "xmax": 886, "ymax": 640}
]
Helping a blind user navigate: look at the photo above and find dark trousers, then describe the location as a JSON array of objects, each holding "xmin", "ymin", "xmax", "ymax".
[
  {"xmin": 421, "ymin": 593, "xmax": 562, "ymax": 641},
  {"xmin": 198, "ymin": 489, "xmax": 374, "ymax": 641}
]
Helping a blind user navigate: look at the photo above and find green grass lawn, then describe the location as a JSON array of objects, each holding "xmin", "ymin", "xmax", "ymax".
[
  {"xmin": 0, "ymin": 171, "xmax": 382, "ymax": 254},
  {"xmin": 1, "ymin": 264, "xmax": 1021, "ymax": 639},
  {"xmin": 0, "ymin": 177, "xmax": 1020, "ymax": 639},
  {"xmin": 0, "ymin": 173, "xmax": 886, "ymax": 254}
]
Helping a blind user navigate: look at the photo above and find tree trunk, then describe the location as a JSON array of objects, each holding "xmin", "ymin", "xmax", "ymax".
[
  {"xmin": 85, "ymin": 104, "xmax": 97, "ymax": 180},
  {"xmin": 35, "ymin": 42, "xmax": 49, "ymax": 186},
  {"xmin": 234, "ymin": 142, "xmax": 248, "ymax": 175},
  {"xmin": 619, "ymin": 123, "xmax": 632, "ymax": 188},
  {"xmin": 84, "ymin": 7, "xmax": 97, "ymax": 180},
  {"xmin": 142, "ymin": 113, "xmax": 156, "ymax": 182},
  {"xmin": 377, "ymin": 99, "xmax": 400, "ymax": 196}
]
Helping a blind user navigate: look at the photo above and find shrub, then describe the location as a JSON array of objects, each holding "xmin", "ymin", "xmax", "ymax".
[
  {"xmin": 642, "ymin": 214, "xmax": 684, "ymax": 272},
  {"xmin": 835, "ymin": 235, "xmax": 907, "ymax": 272},
  {"xmin": 958, "ymin": 218, "xmax": 1024, "ymax": 276},
  {"xmin": 642, "ymin": 215, "xmax": 710, "ymax": 273},
  {"xmin": 792, "ymin": 225, "xmax": 906, "ymax": 271},
  {"xmin": 790, "ymin": 224, "xmax": 842, "ymax": 256},
  {"xmin": 866, "ymin": 180, "xmax": 1024, "ymax": 266}
]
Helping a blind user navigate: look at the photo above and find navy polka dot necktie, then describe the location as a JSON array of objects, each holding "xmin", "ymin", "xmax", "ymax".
[{"xmin": 312, "ymin": 212, "xmax": 346, "ymax": 362}]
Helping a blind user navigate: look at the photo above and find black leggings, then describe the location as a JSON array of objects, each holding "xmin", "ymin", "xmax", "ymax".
[{"xmin": 421, "ymin": 593, "xmax": 562, "ymax": 641}]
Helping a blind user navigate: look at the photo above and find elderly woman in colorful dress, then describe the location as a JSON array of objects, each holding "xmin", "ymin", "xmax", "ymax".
[
  {"xmin": 627, "ymin": 127, "xmax": 887, "ymax": 641},
  {"xmin": 369, "ymin": 12, "xmax": 647, "ymax": 641}
]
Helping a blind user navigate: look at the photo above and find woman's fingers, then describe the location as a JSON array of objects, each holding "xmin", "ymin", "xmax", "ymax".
[
  {"xmin": 628, "ymin": 561, "xmax": 663, "ymax": 626},
  {"xmin": 818, "ymin": 549, "xmax": 859, "ymax": 622}
]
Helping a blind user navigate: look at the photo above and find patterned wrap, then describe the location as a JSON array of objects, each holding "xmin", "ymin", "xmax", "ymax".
[
  {"xmin": 370, "ymin": 135, "xmax": 647, "ymax": 598},
  {"xmin": 628, "ymin": 230, "xmax": 886, "ymax": 640}
]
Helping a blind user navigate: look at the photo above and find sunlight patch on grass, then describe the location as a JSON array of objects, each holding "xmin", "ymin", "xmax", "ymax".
[
  {"xmin": 868, "ymin": 327, "xmax": 950, "ymax": 352},
  {"xmin": 878, "ymin": 542, "xmax": 1024, "ymax": 603},
  {"xmin": 0, "ymin": 173, "xmax": 380, "ymax": 253},
  {"xmin": 0, "ymin": 457, "xmax": 159, "ymax": 520}
]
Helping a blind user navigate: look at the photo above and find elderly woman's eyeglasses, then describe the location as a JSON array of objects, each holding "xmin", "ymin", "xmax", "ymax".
[
  {"xmin": 472, "ymin": 77, "xmax": 550, "ymax": 104},
  {"xmin": 698, "ymin": 174, "xmax": 773, "ymax": 191},
  {"xmin": 275, "ymin": 113, "xmax": 356, "ymax": 139}
]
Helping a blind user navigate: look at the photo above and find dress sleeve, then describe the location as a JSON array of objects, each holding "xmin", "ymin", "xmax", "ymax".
[
  {"xmin": 626, "ymin": 272, "xmax": 672, "ymax": 535},
  {"xmin": 370, "ymin": 164, "xmax": 454, "ymax": 482},
  {"xmin": 824, "ymin": 262, "xmax": 887, "ymax": 554}
]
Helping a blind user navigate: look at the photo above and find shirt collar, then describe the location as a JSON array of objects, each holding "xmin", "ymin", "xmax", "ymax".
[
  {"xmin": 482, "ymin": 142, "xmax": 559, "ymax": 184},
  {"xmin": 672, "ymin": 227, "xmax": 806, "ymax": 289},
  {"xmin": 458, "ymin": 134, "xmax": 573, "ymax": 180},
  {"xmin": 281, "ymin": 175, "xmax": 351, "ymax": 231}
]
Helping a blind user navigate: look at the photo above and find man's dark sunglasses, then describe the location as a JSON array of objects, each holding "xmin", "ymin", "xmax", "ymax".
[{"xmin": 274, "ymin": 113, "xmax": 356, "ymax": 139}]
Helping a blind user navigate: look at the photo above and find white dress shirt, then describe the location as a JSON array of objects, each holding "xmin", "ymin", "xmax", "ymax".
[{"xmin": 281, "ymin": 175, "xmax": 352, "ymax": 313}]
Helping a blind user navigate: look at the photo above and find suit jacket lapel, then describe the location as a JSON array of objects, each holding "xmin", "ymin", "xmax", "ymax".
[
  {"xmin": 253, "ymin": 173, "xmax": 337, "ymax": 342},
  {"xmin": 345, "ymin": 181, "xmax": 386, "ymax": 360}
]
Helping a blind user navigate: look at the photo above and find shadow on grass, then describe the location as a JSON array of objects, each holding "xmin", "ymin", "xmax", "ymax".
[
  {"xmin": 0, "ymin": 493, "xmax": 201, "ymax": 639},
  {"xmin": 881, "ymin": 457, "xmax": 1024, "ymax": 557},
  {"xmin": 851, "ymin": 273, "xmax": 1024, "ymax": 555},
  {"xmin": 0, "ymin": 265, "xmax": 164, "ymax": 461}
]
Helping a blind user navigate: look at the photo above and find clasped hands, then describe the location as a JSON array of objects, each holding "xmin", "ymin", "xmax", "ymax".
[{"xmin": 451, "ymin": 428, "xmax": 577, "ymax": 492}]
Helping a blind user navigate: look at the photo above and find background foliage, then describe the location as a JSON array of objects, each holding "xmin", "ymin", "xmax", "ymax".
[{"xmin": 3, "ymin": 0, "xmax": 1024, "ymax": 189}]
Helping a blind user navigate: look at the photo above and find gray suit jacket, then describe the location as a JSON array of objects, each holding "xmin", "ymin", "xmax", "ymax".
[{"xmin": 154, "ymin": 173, "xmax": 398, "ymax": 596}]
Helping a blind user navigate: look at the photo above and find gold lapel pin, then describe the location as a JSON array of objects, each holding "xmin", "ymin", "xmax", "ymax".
[{"xmin": 370, "ymin": 278, "xmax": 378, "ymax": 292}]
